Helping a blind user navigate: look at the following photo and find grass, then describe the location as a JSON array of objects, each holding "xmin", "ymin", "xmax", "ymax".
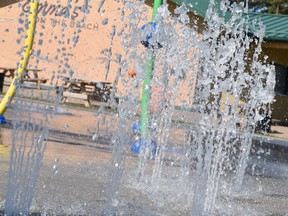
[
  {"xmin": 0, "ymin": 93, "xmax": 117, "ymax": 113},
  {"xmin": 255, "ymin": 131, "xmax": 288, "ymax": 141}
]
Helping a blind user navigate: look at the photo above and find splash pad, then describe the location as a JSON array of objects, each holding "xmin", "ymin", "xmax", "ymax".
[{"xmin": 0, "ymin": 0, "xmax": 287, "ymax": 215}]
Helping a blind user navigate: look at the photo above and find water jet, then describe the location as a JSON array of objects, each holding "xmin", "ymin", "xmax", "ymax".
[{"xmin": 0, "ymin": 0, "xmax": 287, "ymax": 215}]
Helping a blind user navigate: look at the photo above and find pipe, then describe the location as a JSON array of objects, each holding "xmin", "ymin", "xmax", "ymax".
[
  {"xmin": 140, "ymin": 0, "xmax": 163, "ymax": 138},
  {"xmin": 0, "ymin": 0, "xmax": 39, "ymax": 115}
]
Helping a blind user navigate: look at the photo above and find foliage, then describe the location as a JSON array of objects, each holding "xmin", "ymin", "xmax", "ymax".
[{"xmin": 230, "ymin": 0, "xmax": 288, "ymax": 14}]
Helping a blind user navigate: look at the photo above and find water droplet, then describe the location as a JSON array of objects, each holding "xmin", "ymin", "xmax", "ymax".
[
  {"xmin": 111, "ymin": 198, "xmax": 119, "ymax": 207},
  {"xmin": 52, "ymin": 165, "xmax": 59, "ymax": 175},
  {"xmin": 64, "ymin": 123, "xmax": 69, "ymax": 130},
  {"xmin": 102, "ymin": 18, "xmax": 109, "ymax": 25},
  {"xmin": 18, "ymin": 18, "xmax": 24, "ymax": 24},
  {"xmin": 92, "ymin": 134, "xmax": 98, "ymax": 141}
]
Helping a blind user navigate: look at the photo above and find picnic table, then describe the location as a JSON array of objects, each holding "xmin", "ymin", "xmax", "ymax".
[
  {"xmin": 60, "ymin": 76, "xmax": 113, "ymax": 107},
  {"xmin": 0, "ymin": 67, "xmax": 47, "ymax": 91}
]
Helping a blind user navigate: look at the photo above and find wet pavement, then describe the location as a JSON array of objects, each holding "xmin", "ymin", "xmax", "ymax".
[{"xmin": 0, "ymin": 103, "xmax": 288, "ymax": 215}]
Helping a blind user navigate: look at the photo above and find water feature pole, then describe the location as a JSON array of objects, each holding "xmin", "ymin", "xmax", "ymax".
[
  {"xmin": 0, "ymin": 0, "xmax": 39, "ymax": 118},
  {"xmin": 140, "ymin": 0, "xmax": 163, "ymax": 145}
]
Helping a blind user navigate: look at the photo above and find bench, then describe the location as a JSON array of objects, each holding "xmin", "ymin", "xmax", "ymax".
[
  {"xmin": 62, "ymin": 91, "xmax": 90, "ymax": 107},
  {"xmin": 0, "ymin": 67, "xmax": 43, "ymax": 92},
  {"xmin": 60, "ymin": 77, "xmax": 114, "ymax": 106},
  {"xmin": 22, "ymin": 78, "xmax": 49, "ymax": 90}
]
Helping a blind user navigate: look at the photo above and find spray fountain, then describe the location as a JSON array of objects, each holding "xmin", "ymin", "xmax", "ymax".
[{"xmin": 0, "ymin": 0, "xmax": 286, "ymax": 215}]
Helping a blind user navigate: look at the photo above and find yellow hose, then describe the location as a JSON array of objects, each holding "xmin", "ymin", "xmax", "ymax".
[{"xmin": 0, "ymin": 0, "xmax": 39, "ymax": 115}]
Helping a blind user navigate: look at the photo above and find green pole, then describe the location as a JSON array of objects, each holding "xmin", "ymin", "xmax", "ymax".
[
  {"xmin": 152, "ymin": 0, "xmax": 163, "ymax": 22},
  {"xmin": 141, "ymin": 0, "xmax": 163, "ymax": 139}
]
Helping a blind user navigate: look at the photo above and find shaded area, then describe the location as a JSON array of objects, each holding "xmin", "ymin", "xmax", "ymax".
[{"xmin": 0, "ymin": 0, "xmax": 21, "ymax": 8}]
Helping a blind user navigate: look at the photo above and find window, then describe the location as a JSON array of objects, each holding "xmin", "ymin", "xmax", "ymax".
[{"xmin": 274, "ymin": 64, "xmax": 288, "ymax": 95}]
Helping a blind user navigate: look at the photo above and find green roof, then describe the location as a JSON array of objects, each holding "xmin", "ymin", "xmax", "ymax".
[
  {"xmin": 170, "ymin": 0, "xmax": 288, "ymax": 42},
  {"xmin": 247, "ymin": 13, "xmax": 288, "ymax": 42}
]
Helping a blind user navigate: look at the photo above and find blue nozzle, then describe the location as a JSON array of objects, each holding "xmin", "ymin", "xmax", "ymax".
[
  {"xmin": 131, "ymin": 138, "xmax": 157, "ymax": 155},
  {"xmin": 132, "ymin": 121, "xmax": 142, "ymax": 135},
  {"xmin": 0, "ymin": 115, "xmax": 6, "ymax": 124},
  {"xmin": 140, "ymin": 22, "xmax": 162, "ymax": 49}
]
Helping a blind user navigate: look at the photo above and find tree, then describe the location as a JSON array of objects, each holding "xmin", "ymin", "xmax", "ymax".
[
  {"xmin": 267, "ymin": 0, "xmax": 288, "ymax": 14},
  {"xmin": 230, "ymin": 0, "xmax": 288, "ymax": 14}
]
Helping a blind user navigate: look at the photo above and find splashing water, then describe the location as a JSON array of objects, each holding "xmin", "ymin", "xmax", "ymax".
[
  {"xmin": 3, "ymin": 0, "xmax": 92, "ymax": 214},
  {"xmin": 0, "ymin": 0, "xmax": 277, "ymax": 215},
  {"xmin": 104, "ymin": 1, "xmax": 275, "ymax": 215}
]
